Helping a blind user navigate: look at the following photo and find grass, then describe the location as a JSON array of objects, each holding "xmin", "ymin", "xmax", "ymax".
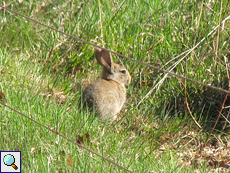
[{"xmin": 1, "ymin": 0, "xmax": 230, "ymax": 172}]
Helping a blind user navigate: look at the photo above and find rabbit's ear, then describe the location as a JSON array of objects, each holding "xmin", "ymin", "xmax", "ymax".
[{"xmin": 95, "ymin": 48, "xmax": 113, "ymax": 71}]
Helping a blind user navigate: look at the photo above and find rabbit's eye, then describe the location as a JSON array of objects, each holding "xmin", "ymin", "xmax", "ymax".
[{"xmin": 120, "ymin": 70, "xmax": 126, "ymax": 74}]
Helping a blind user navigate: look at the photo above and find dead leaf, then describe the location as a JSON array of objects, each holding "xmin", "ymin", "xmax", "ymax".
[
  {"xmin": 141, "ymin": 81, "xmax": 153, "ymax": 87},
  {"xmin": 76, "ymin": 133, "xmax": 90, "ymax": 146},
  {"xmin": 158, "ymin": 133, "xmax": 171, "ymax": 143},
  {"xmin": 0, "ymin": 1, "xmax": 16, "ymax": 10},
  {"xmin": 0, "ymin": 91, "xmax": 6, "ymax": 102},
  {"xmin": 67, "ymin": 154, "xmax": 73, "ymax": 166},
  {"xmin": 30, "ymin": 147, "xmax": 36, "ymax": 154},
  {"xmin": 14, "ymin": 147, "xmax": 20, "ymax": 151}
]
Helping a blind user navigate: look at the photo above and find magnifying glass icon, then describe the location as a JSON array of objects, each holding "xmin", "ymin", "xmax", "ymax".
[{"xmin": 3, "ymin": 154, "xmax": 18, "ymax": 170}]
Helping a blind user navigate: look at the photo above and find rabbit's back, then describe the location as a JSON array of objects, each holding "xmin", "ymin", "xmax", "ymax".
[{"xmin": 82, "ymin": 79, "xmax": 126, "ymax": 120}]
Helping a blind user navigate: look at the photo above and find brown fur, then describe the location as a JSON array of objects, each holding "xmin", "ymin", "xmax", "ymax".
[{"xmin": 79, "ymin": 48, "xmax": 131, "ymax": 120}]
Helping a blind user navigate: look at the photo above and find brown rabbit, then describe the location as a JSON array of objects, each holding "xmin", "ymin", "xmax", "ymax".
[{"xmin": 79, "ymin": 48, "xmax": 131, "ymax": 120}]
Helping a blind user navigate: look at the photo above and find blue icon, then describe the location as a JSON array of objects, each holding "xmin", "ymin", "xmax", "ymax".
[
  {"xmin": 3, "ymin": 154, "xmax": 18, "ymax": 170},
  {"xmin": 0, "ymin": 151, "xmax": 21, "ymax": 173}
]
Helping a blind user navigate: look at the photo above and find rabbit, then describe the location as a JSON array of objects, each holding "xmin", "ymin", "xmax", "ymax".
[{"xmin": 79, "ymin": 48, "xmax": 131, "ymax": 120}]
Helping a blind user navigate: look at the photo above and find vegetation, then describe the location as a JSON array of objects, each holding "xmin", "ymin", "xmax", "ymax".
[{"xmin": 1, "ymin": 0, "xmax": 230, "ymax": 172}]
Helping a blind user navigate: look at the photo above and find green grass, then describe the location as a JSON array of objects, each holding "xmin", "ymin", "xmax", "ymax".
[{"xmin": 1, "ymin": 0, "xmax": 230, "ymax": 172}]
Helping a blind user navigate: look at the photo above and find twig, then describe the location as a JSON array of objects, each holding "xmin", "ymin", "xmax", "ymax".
[
  {"xmin": 137, "ymin": 50, "xmax": 190, "ymax": 107},
  {"xmin": 137, "ymin": 13, "xmax": 230, "ymax": 106},
  {"xmin": 206, "ymin": 56, "xmax": 230, "ymax": 143},
  {"xmin": 184, "ymin": 57, "xmax": 201, "ymax": 128},
  {"xmin": 98, "ymin": 0, "xmax": 105, "ymax": 47},
  {"xmin": 205, "ymin": 0, "xmax": 230, "ymax": 142},
  {"xmin": 176, "ymin": 77, "xmax": 202, "ymax": 129}
]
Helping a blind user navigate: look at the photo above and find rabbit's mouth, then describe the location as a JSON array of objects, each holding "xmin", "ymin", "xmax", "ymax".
[{"xmin": 126, "ymin": 76, "xmax": 132, "ymax": 86}]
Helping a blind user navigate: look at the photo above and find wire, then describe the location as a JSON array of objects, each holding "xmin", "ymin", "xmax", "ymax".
[
  {"xmin": 1, "ymin": 5, "xmax": 230, "ymax": 94},
  {"xmin": 0, "ymin": 101, "xmax": 133, "ymax": 173},
  {"xmin": 1, "ymin": 4, "xmax": 230, "ymax": 172}
]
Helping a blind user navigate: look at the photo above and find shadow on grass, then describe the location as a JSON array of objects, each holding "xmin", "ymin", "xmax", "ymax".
[{"xmin": 166, "ymin": 77, "xmax": 230, "ymax": 133}]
